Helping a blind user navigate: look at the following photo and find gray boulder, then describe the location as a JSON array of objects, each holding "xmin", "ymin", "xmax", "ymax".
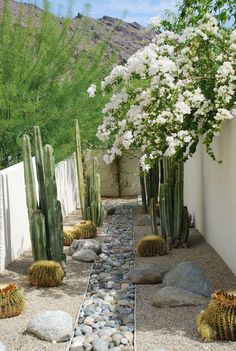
[
  {"xmin": 72, "ymin": 249, "xmax": 99, "ymax": 262},
  {"xmin": 69, "ymin": 239, "xmax": 102, "ymax": 256},
  {"xmin": 27, "ymin": 310, "xmax": 73, "ymax": 342},
  {"xmin": 152, "ymin": 286, "xmax": 208, "ymax": 307},
  {"xmin": 129, "ymin": 264, "xmax": 170, "ymax": 284},
  {"xmin": 163, "ymin": 261, "xmax": 213, "ymax": 297},
  {"xmin": 0, "ymin": 342, "xmax": 6, "ymax": 351}
]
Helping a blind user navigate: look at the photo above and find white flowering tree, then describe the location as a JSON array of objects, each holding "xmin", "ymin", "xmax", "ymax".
[{"xmin": 88, "ymin": 14, "xmax": 236, "ymax": 247}]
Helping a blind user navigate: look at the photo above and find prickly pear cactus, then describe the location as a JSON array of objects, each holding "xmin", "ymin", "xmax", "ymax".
[
  {"xmin": 136, "ymin": 235, "xmax": 166, "ymax": 257},
  {"xmin": 196, "ymin": 290, "xmax": 236, "ymax": 341},
  {"xmin": 0, "ymin": 284, "xmax": 24, "ymax": 318},
  {"xmin": 28, "ymin": 260, "xmax": 64, "ymax": 287}
]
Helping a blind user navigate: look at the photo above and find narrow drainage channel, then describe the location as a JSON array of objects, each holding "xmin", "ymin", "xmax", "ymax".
[{"xmin": 68, "ymin": 204, "xmax": 135, "ymax": 351}]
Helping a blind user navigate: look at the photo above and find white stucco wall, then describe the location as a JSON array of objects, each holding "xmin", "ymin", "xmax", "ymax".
[
  {"xmin": 184, "ymin": 118, "xmax": 236, "ymax": 274},
  {"xmin": 0, "ymin": 155, "xmax": 79, "ymax": 271}
]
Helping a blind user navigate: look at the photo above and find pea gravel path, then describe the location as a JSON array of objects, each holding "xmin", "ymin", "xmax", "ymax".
[{"xmin": 134, "ymin": 206, "xmax": 236, "ymax": 351}]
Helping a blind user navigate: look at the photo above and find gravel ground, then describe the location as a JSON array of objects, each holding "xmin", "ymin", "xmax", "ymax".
[
  {"xmin": 134, "ymin": 207, "xmax": 236, "ymax": 351},
  {"xmin": 0, "ymin": 210, "xmax": 108, "ymax": 351}
]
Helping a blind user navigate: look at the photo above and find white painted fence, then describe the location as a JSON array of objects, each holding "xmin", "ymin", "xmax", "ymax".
[
  {"xmin": 184, "ymin": 117, "xmax": 236, "ymax": 275},
  {"xmin": 0, "ymin": 154, "xmax": 79, "ymax": 271}
]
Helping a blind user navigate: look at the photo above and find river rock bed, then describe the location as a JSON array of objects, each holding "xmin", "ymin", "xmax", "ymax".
[{"xmin": 69, "ymin": 205, "xmax": 135, "ymax": 351}]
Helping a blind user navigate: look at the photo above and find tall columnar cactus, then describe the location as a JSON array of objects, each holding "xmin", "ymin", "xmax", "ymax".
[
  {"xmin": 22, "ymin": 126, "xmax": 64, "ymax": 262},
  {"xmin": 75, "ymin": 119, "xmax": 85, "ymax": 218},
  {"xmin": 159, "ymin": 158, "xmax": 189, "ymax": 248},
  {"xmin": 84, "ymin": 156, "xmax": 104, "ymax": 227},
  {"xmin": 150, "ymin": 198, "xmax": 158, "ymax": 235},
  {"xmin": 140, "ymin": 161, "xmax": 159, "ymax": 212}
]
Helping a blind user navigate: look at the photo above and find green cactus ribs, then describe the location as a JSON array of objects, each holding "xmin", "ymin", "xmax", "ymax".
[
  {"xmin": 0, "ymin": 284, "xmax": 24, "ymax": 318},
  {"xmin": 22, "ymin": 126, "xmax": 64, "ymax": 263},
  {"xmin": 28, "ymin": 260, "xmax": 65, "ymax": 287},
  {"xmin": 136, "ymin": 235, "xmax": 166, "ymax": 257},
  {"xmin": 196, "ymin": 290, "xmax": 236, "ymax": 341}
]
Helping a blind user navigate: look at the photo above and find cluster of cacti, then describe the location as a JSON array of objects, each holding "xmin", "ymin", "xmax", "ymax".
[
  {"xmin": 75, "ymin": 120, "xmax": 104, "ymax": 227},
  {"xmin": 196, "ymin": 290, "xmax": 236, "ymax": 341},
  {"xmin": 139, "ymin": 161, "xmax": 159, "ymax": 213},
  {"xmin": 22, "ymin": 126, "xmax": 64, "ymax": 263},
  {"xmin": 63, "ymin": 227, "xmax": 77, "ymax": 246},
  {"xmin": 74, "ymin": 220, "xmax": 97, "ymax": 239},
  {"xmin": 28, "ymin": 260, "xmax": 64, "ymax": 287},
  {"xmin": 0, "ymin": 284, "xmax": 24, "ymax": 318},
  {"xmin": 160, "ymin": 158, "xmax": 189, "ymax": 248},
  {"xmin": 136, "ymin": 235, "xmax": 166, "ymax": 257},
  {"xmin": 84, "ymin": 157, "xmax": 105, "ymax": 227}
]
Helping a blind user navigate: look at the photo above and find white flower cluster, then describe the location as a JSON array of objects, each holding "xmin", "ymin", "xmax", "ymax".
[{"xmin": 92, "ymin": 15, "xmax": 236, "ymax": 170}]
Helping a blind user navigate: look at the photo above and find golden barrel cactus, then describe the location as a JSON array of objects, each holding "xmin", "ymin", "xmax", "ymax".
[
  {"xmin": 63, "ymin": 226, "xmax": 76, "ymax": 246},
  {"xmin": 74, "ymin": 220, "xmax": 97, "ymax": 239},
  {"xmin": 196, "ymin": 290, "xmax": 236, "ymax": 341},
  {"xmin": 0, "ymin": 284, "xmax": 24, "ymax": 318},
  {"xmin": 136, "ymin": 235, "xmax": 166, "ymax": 257},
  {"xmin": 28, "ymin": 260, "xmax": 64, "ymax": 287}
]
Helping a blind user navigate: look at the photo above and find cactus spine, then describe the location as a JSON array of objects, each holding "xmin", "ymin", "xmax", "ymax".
[
  {"xmin": 136, "ymin": 235, "xmax": 166, "ymax": 257},
  {"xmin": 75, "ymin": 119, "xmax": 85, "ymax": 218},
  {"xmin": 22, "ymin": 126, "xmax": 64, "ymax": 263},
  {"xmin": 196, "ymin": 290, "xmax": 236, "ymax": 341},
  {"xmin": 28, "ymin": 260, "xmax": 64, "ymax": 287},
  {"xmin": 0, "ymin": 284, "xmax": 24, "ymax": 318}
]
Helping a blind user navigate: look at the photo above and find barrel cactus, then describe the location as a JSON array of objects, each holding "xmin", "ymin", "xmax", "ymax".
[
  {"xmin": 28, "ymin": 260, "xmax": 64, "ymax": 287},
  {"xmin": 136, "ymin": 235, "xmax": 166, "ymax": 257},
  {"xmin": 63, "ymin": 226, "xmax": 76, "ymax": 246},
  {"xmin": 196, "ymin": 290, "xmax": 236, "ymax": 341},
  {"xmin": 74, "ymin": 220, "xmax": 97, "ymax": 239},
  {"xmin": 0, "ymin": 284, "xmax": 24, "ymax": 318}
]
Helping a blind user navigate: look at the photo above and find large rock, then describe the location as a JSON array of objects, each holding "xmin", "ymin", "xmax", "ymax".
[
  {"xmin": 72, "ymin": 249, "xmax": 99, "ymax": 262},
  {"xmin": 0, "ymin": 342, "xmax": 6, "ymax": 351},
  {"xmin": 152, "ymin": 286, "xmax": 208, "ymax": 307},
  {"xmin": 129, "ymin": 264, "xmax": 170, "ymax": 284},
  {"xmin": 163, "ymin": 261, "xmax": 213, "ymax": 298},
  {"xmin": 69, "ymin": 239, "xmax": 102, "ymax": 256},
  {"xmin": 27, "ymin": 310, "xmax": 73, "ymax": 342}
]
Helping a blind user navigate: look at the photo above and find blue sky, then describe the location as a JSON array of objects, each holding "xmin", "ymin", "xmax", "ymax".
[{"xmin": 17, "ymin": 0, "xmax": 178, "ymax": 26}]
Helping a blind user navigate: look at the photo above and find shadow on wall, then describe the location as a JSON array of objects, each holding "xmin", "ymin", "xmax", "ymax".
[{"xmin": 85, "ymin": 149, "xmax": 141, "ymax": 197}]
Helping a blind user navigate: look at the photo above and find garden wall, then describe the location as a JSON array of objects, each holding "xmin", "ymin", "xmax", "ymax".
[
  {"xmin": 0, "ymin": 155, "xmax": 79, "ymax": 271},
  {"xmin": 184, "ymin": 117, "xmax": 236, "ymax": 275},
  {"xmin": 85, "ymin": 150, "xmax": 140, "ymax": 197}
]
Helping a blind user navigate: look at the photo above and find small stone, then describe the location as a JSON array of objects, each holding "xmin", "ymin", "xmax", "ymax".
[
  {"xmin": 81, "ymin": 325, "xmax": 93, "ymax": 334},
  {"xmin": 121, "ymin": 337, "xmax": 128, "ymax": 345},
  {"xmin": 72, "ymin": 249, "xmax": 99, "ymax": 262},
  {"xmin": 72, "ymin": 335, "xmax": 86, "ymax": 345},
  {"xmin": 27, "ymin": 310, "xmax": 73, "ymax": 342},
  {"xmin": 93, "ymin": 339, "xmax": 109, "ymax": 351},
  {"xmin": 123, "ymin": 331, "xmax": 133, "ymax": 344},
  {"xmin": 84, "ymin": 316, "xmax": 94, "ymax": 326},
  {"xmin": 70, "ymin": 343, "xmax": 84, "ymax": 351},
  {"xmin": 0, "ymin": 342, "xmax": 6, "ymax": 351}
]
